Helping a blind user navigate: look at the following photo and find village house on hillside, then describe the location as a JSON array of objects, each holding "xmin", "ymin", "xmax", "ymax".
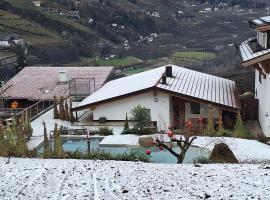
[
  {"xmin": 0, "ymin": 34, "xmax": 24, "ymax": 48},
  {"xmin": 239, "ymin": 16, "xmax": 270, "ymax": 137},
  {"xmin": 73, "ymin": 65, "xmax": 240, "ymax": 130},
  {"xmin": 0, "ymin": 66, "xmax": 113, "ymax": 115}
]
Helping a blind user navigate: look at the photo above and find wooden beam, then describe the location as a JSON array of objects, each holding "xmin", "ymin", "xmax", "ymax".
[
  {"xmin": 256, "ymin": 25, "xmax": 270, "ymax": 32},
  {"xmin": 153, "ymin": 88, "xmax": 158, "ymax": 97},
  {"xmin": 260, "ymin": 60, "xmax": 270, "ymax": 74},
  {"xmin": 254, "ymin": 64, "xmax": 267, "ymax": 79},
  {"xmin": 218, "ymin": 108, "xmax": 223, "ymax": 130},
  {"xmin": 242, "ymin": 53, "xmax": 270, "ymax": 67}
]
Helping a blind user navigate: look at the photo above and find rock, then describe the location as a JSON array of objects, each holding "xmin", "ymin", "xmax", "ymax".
[
  {"xmin": 204, "ymin": 193, "xmax": 211, "ymax": 199},
  {"xmin": 122, "ymin": 189, "xmax": 129, "ymax": 193},
  {"xmin": 209, "ymin": 143, "xmax": 238, "ymax": 163},
  {"xmin": 139, "ymin": 135, "xmax": 154, "ymax": 147}
]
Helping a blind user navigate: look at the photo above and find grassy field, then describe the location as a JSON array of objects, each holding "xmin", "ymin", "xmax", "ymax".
[
  {"xmin": 0, "ymin": 10, "xmax": 62, "ymax": 44},
  {"xmin": 6, "ymin": 0, "xmax": 93, "ymax": 35},
  {"xmin": 66, "ymin": 56, "xmax": 142, "ymax": 67},
  {"xmin": 172, "ymin": 51, "xmax": 216, "ymax": 60},
  {"xmin": 119, "ymin": 66, "xmax": 153, "ymax": 75}
]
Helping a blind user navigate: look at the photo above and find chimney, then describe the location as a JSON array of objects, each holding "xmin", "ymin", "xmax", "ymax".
[
  {"xmin": 58, "ymin": 70, "xmax": 67, "ymax": 83},
  {"xmin": 161, "ymin": 75, "xmax": 167, "ymax": 85},
  {"xmin": 166, "ymin": 65, "xmax": 172, "ymax": 77}
]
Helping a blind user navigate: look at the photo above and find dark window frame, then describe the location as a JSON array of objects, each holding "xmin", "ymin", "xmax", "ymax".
[{"xmin": 190, "ymin": 102, "xmax": 200, "ymax": 114}]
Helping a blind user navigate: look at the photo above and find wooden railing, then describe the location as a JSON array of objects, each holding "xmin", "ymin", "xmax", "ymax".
[{"xmin": 16, "ymin": 99, "xmax": 54, "ymax": 121}]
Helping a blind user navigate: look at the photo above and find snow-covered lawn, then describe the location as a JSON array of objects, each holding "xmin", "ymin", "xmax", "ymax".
[{"xmin": 1, "ymin": 158, "xmax": 270, "ymax": 199}]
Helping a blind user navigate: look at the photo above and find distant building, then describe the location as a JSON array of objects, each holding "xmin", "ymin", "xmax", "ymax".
[
  {"xmin": 73, "ymin": 65, "xmax": 240, "ymax": 130},
  {"xmin": 151, "ymin": 12, "xmax": 160, "ymax": 18},
  {"xmin": 0, "ymin": 66, "xmax": 113, "ymax": 110},
  {"xmin": 32, "ymin": 1, "xmax": 41, "ymax": 7},
  {"xmin": 239, "ymin": 16, "xmax": 270, "ymax": 137},
  {"xmin": 0, "ymin": 34, "xmax": 24, "ymax": 48},
  {"xmin": 69, "ymin": 11, "xmax": 80, "ymax": 19}
]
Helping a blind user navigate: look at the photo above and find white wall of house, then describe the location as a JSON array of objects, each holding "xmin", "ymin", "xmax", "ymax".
[
  {"xmin": 257, "ymin": 31, "xmax": 268, "ymax": 49},
  {"xmin": 255, "ymin": 70, "xmax": 270, "ymax": 137},
  {"xmin": 185, "ymin": 102, "xmax": 219, "ymax": 120},
  {"xmin": 92, "ymin": 91, "xmax": 171, "ymax": 130}
]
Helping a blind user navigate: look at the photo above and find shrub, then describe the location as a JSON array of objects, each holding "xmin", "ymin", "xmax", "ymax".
[
  {"xmin": 193, "ymin": 156, "xmax": 211, "ymax": 164},
  {"xmin": 88, "ymin": 127, "xmax": 113, "ymax": 136},
  {"xmin": 16, "ymin": 124, "xmax": 28, "ymax": 157},
  {"xmin": 43, "ymin": 122, "xmax": 51, "ymax": 159},
  {"xmin": 234, "ymin": 112, "xmax": 252, "ymax": 139},
  {"xmin": 216, "ymin": 127, "xmax": 232, "ymax": 137},
  {"xmin": 209, "ymin": 143, "xmax": 238, "ymax": 163},
  {"xmin": 67, "ymin": 150, "xmax": 149, "ymax": 162},
  {"xmin": 130, "ymin": 105, "xmax": 151, "ymax": 130},
  {"xmin": 53, "ymin": 124, "xmax": 64, "ymax": 158},
  {"xmin": 7, "ymin": 116, "xmax": 18, "ymax": 157},
  {"xmin": 98, "ymin": 127, "xmax": 113, "ymax": 136},
  {"xmin": 0, "ymin": 122, "xmax": 7, "ymax": 157},
  {"xmin": 122, "ymin": 128, "xmax": 156, "ymax": 135}
]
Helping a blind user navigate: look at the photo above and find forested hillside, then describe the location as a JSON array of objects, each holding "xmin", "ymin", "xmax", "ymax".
[{"xmin": 0, "ymin": 0, "xmax": 267, "ymax": 92}]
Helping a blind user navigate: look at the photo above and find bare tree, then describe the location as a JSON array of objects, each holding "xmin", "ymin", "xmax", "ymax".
[{"xmin": 151, "ymin": 122, "xmax": 197, "ymax": 164}]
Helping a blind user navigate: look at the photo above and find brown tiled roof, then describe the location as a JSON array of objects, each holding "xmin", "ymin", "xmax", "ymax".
[{"xmin": 0, "ymin": 66, "xmax": 113, "ymax": 101}]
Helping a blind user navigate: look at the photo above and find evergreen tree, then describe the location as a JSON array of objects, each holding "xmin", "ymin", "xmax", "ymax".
[
  {"xmin": 16, "ymin": 121, "xmax": 28, "ymax": 157},
  {"xmin": 234, "ymin": 112, "xmax": 250, "ymax": 138},
  {"xmin": 124, "ymin": 113, "xmax": 129, "ymax": 130},
  {"xmin": 43, "ymin": 122, "xmax": 51, "ymax": 158},
  {"xmin": 64, "ymin": 100, "xmax": 70, "ymax": 121},
  {"xmin": 69, "ymin": 100, "xmax": 76, "ymax": 123},
  {"xmin": 53, "ymin": 123, "xmax": 64, "ymax": 158},
  {"xmin": 59, "ymin": 97, "xmax": 65, "ymax": 120},
  {"xmin": 53, "ymin": 96, "xmax": 59, "ymax": 119},
  {"xmin": 0, "ymin": 120, "xmax": 7, "ymax": 157},
  {"xmin": 205, "ymin": 104, "xmax": 215, "ymax": 136}
]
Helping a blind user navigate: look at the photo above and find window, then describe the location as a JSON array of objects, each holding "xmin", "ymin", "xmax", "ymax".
[
  {"xmin": 259, "ymin": 72, "xmax": 262, "ymax": 84},
  {"xmin": 190, "ymin": 102, "xmax": 200, "ymax": 114}
]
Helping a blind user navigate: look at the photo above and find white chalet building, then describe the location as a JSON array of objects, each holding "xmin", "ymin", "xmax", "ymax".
[
  {"xmin": 73, "ymin": 65, "xmax": 240, "ymax": 130},
  {"xmin": 240, "ymin": 16, "xmax": 270, "ymax": 137}
]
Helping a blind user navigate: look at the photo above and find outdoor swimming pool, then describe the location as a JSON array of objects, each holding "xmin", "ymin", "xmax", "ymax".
[{"xmin": 37, "ymin": 138, "xmax": 210, "ymax": 164}]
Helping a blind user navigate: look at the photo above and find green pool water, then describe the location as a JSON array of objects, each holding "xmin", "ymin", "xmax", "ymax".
[{"xmin": 37, "ymin": 138, "xmax": 210, "ymax": 164}]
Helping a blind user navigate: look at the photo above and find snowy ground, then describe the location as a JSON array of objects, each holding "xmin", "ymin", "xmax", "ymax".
[{"xmin": 1, "ymin": 158, "xmax": 270, "ymax": 200}]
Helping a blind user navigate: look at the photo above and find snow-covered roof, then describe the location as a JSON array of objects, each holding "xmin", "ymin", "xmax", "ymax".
[
  {"xmin": 250, "ymin": 16, "xmax": 270, "ymax": 27},
  {"xmin": 239, "ymin": 38, "xmax": 270, "ymax": 63},
  {"xmin": 74, "ymin": 65, "xmax": 240, "ymax": 111}
]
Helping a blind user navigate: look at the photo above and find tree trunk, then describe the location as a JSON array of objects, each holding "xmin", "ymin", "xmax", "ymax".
[{"xmin": 177, "ymin": 151, "xmax": 186, "ymax": 164}]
